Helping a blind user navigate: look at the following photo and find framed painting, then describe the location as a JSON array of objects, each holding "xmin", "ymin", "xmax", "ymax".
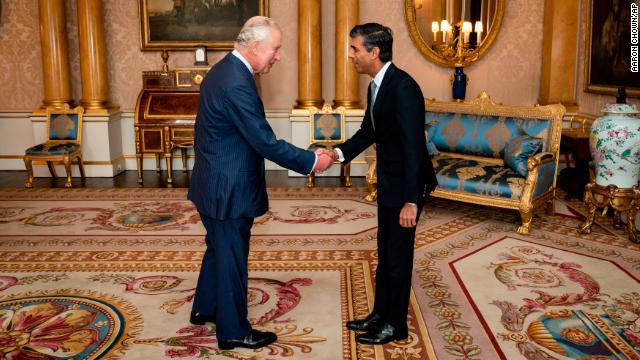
[
  {"xmin": 584, "ymin": 0, "xmax": 639, "ymax": 98},
  {"xmin": 139, "ymin": 0, "xmax": 269, "ymax": 51}
]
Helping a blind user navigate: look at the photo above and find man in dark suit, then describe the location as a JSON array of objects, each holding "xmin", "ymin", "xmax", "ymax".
[
  {"xmin": 188, "ymin": 16, "xmax": 333, "ymax": 350},
  {"xmin": 325, "ymin": 23, "xmax": 438, "ymax": 345}
]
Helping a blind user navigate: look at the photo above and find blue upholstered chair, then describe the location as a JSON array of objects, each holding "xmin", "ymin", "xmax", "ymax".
[
  {"xmin": 306, "ymin": 105, "xmax": 350, "ymax": 187},
  {"xmin": 24, "ymin": 105, "xmax": 85, "ymax": 188}
]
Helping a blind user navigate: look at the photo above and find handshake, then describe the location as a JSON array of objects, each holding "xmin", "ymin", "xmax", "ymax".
[{"xmin": 312, "ymin": 148, "xmax": 338, "ymax": 173}]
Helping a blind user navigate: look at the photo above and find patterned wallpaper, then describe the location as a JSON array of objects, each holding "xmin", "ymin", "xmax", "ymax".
[
  {"xmin": 0, "ymin": 0, "xmax": 635, "ymax": 113},
  {"xmin": 0, "ymin": 1, "xmax": 44, "ymax": 110},
  {"xmin": 358, "ymin": 0, "xmax": 545, "ymax": 105}
]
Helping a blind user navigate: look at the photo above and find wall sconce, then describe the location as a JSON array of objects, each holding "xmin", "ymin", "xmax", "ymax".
[{"xmin": 194, "ymin": 46, "xmax": 208, "ymax": 66}]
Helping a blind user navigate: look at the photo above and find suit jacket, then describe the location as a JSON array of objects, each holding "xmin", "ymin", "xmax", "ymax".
[
  {"xmin": 188, "ymin": 53, "xmax": 315, "ymax": 220},
  {"xmin": 337, "ymin": 63, "xmax": 438, "ymax": 207}
]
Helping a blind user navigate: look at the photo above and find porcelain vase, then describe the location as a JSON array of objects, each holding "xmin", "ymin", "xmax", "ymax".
[{"xmin": 589, "ymin": 103, "xmax": 640, "ymax": 188}]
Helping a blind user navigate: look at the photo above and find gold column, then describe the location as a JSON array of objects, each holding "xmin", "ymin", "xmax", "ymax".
[
  {"xmin": 77, "ymin": 0, "xmax": 116, "ymax": 113},
  {"xmin": 333, "ymin": 0, "xmax": 361, "ymax": 109},
  {"xmin": 295, "ymin": 0, "xmax": 323, "ymax": 109},
  {"xmin": 37, "ymin": 0, "xmax": 73, "ymax": 110},
  {"xmin": 538, "ymin": 0, "xmax": 579, "ymax": 111}
]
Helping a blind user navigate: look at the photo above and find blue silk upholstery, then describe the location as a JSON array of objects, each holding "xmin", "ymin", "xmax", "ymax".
[
  {"xmin": 25, "ymin": 142, "xmax": 80, "ymax": 155},
  {"xmin": 424, "ymin": 120, "xmax": 439, "ymax": 155},
  {"xmin": 49, "ymin": 114, "xmax": 79, "ymax": 140},
  {"xmin": 425, "ymin": 112, "xmax": 550, "ymax": 158},
  {"xmin": 533, "ymin": 162, "xmax": 556, "ymax": 198},
  {"xmin": 503, "ymin": 135, "xmax": 543, "ymax": 176},
  {"xmin": 312, "ymin": 113, "xmax": 342, "ymax": 141},
  {"xmin": 432, "ymin": 156, "xmax": 525, "ymax": 199}
]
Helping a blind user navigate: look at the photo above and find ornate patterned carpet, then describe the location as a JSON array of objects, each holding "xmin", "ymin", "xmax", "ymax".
[{"xmin": 0, "ymin": 188, "xmax": 638, "ymax": 359}]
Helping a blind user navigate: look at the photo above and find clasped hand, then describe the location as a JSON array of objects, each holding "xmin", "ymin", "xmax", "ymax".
[{"xmin": 312, "ymin": 149, "xmax": 338, "ymax": 173}]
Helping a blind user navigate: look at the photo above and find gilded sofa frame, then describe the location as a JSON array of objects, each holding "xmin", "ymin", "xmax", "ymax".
[{"xmin": 365, "ymin": 92, "xmax": 565, "ymax": 234}]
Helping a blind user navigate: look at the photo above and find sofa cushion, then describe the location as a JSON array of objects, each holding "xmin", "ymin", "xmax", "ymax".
[
  {"xmin": 425, "ymin": 120, "xmax": 440, "ymax": 156},
  {"xmin": 503, "ymin": 135, "xmax": 542, "ymax": 177},
  {"xmin": 425, "ymin": 112, "xmax": 550, "ymax": 158},
  {"xmin": 432, "ymin": 156, "xmax": 525, "ymax": 199}
]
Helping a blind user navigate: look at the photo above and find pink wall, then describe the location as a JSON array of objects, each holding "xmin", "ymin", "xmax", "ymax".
[{"xmin": 0, "ymin": 0, "xmax": 636, "ymax": 114}]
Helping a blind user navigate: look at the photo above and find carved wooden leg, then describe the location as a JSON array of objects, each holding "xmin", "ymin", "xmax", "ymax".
[
  {"xmin": 365, "ymin": 188, "xmax": 377, "ymax": 202},
  {"xmin": 613, "ymin": 210, "xmax": 624, "ymax": 229},
  {"xmin": 136, "ymin": 154, "xmax": 144, "ymax": 184},
  {"xmin": 63, "ymin": 156, "xmax": 73, "ymax": 188},
  {"xmin": 341, "ymin": 163, "xmax": 351, "ymax": 187},
  {"xmin": 364, "ymin": 157, "xmax": 377, "ymax": 202},
  {"xmin": 77, "ymin": 154, "xmax": 85, "ymax": 178},
  {"xmin": 165, "ymin": 153, "xmax": 173, "ymax": 186},
  {"xmin": 181, "ymin": 148, "xmax": 188, "ymax": 172},
  {"xmin": 628, "ymin": 207, "xmax": 638, "ymax": 243},
  {"xmin": 307, "ymin": 173, "xmax": 315, "ymax": 188},
  {"xmin": 24, "ymin": 156, "xmax": 34, "ymax": 188},
  {"xmin": 155, "ymin": 153, "xmax": 161, "ymax": 172},
  {"xmin": 517, "ymin": 209, "xmax": 533, "ymax": 234},
  {"xmin": 46, "ymin": 161, "xmax": 57, "ymax": 178},
  {"xmin": 580, "ymin": 184, "xmax": 596, "ymax": 234},
  {"xmin": 546, "ymin": 198, "xmax": 555, "ymax": 215},
  {"xmin": 579, "ymin": 203, "xmax": 598, "ymax": 235}
]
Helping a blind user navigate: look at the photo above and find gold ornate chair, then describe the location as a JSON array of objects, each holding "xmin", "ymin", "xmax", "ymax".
[
  {"xmin": 24, "ymin": 105, "xmax": 85, "ymax": 188},
  {"xmin": 306, "ymin": 104, "xmax": 350, "ymax": 187}
]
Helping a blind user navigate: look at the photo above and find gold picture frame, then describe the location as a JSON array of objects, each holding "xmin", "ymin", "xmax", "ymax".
[
  {"xmin": 139, "ymin": 0, "xmax": 269, "ymax": 51},
  {"xmin": 584, "ymin": 0, "xmax": 639, "ymax": 97}
]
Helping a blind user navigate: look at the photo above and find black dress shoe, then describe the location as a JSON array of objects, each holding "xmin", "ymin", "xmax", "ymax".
[
  {"xmin": 346, "ymin": 313, "xmax": 381, "ymax": 331},
  {"xmin": 190, "ymin": 312, "xmax": 216, "ymax": 325},
  {"xmin": 355, "ymin": 323, "xmax": 408, "ymax": 344},
  {"xmin": 218, "ymin": 329, "xmax": 277, "ymax": 350}
]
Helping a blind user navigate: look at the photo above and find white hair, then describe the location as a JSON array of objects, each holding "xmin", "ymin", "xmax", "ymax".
[{"xmin": 235, "ymin": 16, "xmax": 280, "ymax": 48}]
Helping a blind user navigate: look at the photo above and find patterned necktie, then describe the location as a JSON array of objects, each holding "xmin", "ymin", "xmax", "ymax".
[{"xmin": 370, "ymin": 81, "xmax": 378, "ymax": 130}]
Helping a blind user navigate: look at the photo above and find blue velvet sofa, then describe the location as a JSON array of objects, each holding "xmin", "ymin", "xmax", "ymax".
[{"xmin": 365, "ymin": 92, "xmax": 566, "ymax": 234}]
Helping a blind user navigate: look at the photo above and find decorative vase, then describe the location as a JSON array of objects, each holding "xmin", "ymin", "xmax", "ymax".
[
  {"xmin": 589, "ymin": 103, "xmax": 640, "ymax": 188},
  {"xmin": 451, "ymin": 66, "xmax": 467, "ymax": 101}
]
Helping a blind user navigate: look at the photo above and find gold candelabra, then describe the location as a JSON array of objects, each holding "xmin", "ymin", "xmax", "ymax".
[
  {"xmin": 438, "ymin": 37, "xmax": 479, "ymax": 67},
  {"xmin": 431, "ymin": 20, "xmax": 483, "ymax": 67}
]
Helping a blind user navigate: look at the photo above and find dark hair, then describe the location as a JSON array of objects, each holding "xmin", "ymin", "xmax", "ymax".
[{"xmin": 349, "ymin": 23, "xmax": 393, "ymax": 62}]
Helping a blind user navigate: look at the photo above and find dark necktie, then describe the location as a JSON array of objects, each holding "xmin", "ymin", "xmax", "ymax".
[{"xmin": 370, "ymin": 81, "xmax": 378, "ymax": 130}]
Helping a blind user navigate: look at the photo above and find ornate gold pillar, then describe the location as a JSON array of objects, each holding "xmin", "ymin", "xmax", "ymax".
[
  {"xmin": 333, "ymin": 0, "xmax": 361, "ymax": 109},
  {"xmin": 538, "ymin": 0, "xmax": 579, "ymax": 111},
  {"xmin": 37, "ymin": 0, "xmax": 73, "ymax": 110},
  {"xmin": 295, "ymin": 0, "xmax": 323, "ymax": 109},
  {"xmin": 77, "ymin": 0, "xmax": 116, "ymax": 113}
]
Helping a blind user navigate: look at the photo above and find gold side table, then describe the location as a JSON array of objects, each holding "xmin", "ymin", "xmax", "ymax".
[{"xmin": 579, "ymin": 182, "xmax": 639, "ymax": 243}]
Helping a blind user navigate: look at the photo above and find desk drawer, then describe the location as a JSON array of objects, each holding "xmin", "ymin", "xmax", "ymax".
[{"xmin": 172, "ymin": 128, "xmax": 194, "ymax": 140}]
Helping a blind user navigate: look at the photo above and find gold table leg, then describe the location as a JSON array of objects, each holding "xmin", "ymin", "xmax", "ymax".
[{"xmin": 579, "ymin": 182, "xmax": 639, "ymax": 243}]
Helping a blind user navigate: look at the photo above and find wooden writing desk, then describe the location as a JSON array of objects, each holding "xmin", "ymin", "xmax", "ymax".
[{"xmin": 134, "ymin": 68, "xmax": 207, "ymax": 185}]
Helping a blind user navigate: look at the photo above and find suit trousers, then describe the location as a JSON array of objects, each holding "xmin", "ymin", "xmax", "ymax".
[
  {"xmin": 372, "ymin": 203, "xmax": 423, "ymax": 330},
  {"xmin": 193, "ymin": 213, "xmax": 254, "ymax": 340}
]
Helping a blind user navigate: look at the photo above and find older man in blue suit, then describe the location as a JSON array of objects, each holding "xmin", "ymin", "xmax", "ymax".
[{"xmin": 188, "ymin": 16, "xmax": 333, "ymax": 350}]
